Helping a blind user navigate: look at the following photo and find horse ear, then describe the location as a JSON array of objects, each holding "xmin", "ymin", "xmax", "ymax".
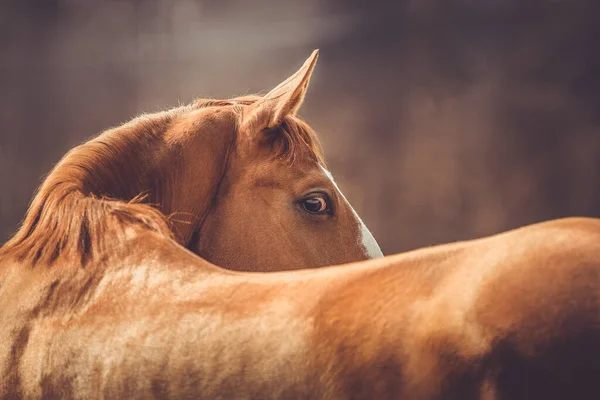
[{"xmin": 242, "ymin": 49, "xmax": 319, "ymax": 132}]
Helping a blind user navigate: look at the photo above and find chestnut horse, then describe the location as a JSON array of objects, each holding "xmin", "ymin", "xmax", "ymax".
[
  {"xmin": 3, "ymin": 214, "xmax": 600, "ymax": 398},
  {"xmin": 0, "ymin": 50, "xmax": 381, "ymax": 273},
  {"xmin": 3, "ymin": 51, "xmax": 600, "ymax": 399}
]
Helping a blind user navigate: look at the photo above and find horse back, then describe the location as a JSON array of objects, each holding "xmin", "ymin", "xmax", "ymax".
[
  {"xmin": 310, "ymin": 217, "xmax": 600, "ymax": 399},
  {"xmin": 470, "ymin": 217, "xmax": 600, "ymax": 399},
  {"xmin": 420, "ymin": 217, "xmax": 600, "ymax": 399}
]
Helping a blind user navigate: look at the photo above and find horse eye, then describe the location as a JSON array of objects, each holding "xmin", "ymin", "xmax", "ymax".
[{"xmin": 302, "ymin": 196, "xmax": 329, "ymax": 214}]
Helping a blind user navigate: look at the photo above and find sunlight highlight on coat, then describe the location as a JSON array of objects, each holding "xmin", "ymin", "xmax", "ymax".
[{"xmin": 321, "ymin": 166, "xmax": 383, "ymax": 258}]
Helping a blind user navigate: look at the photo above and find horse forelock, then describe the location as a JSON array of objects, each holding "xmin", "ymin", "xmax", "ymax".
[
  {"xmin": 208, "ymin": 95, "xmax": 325, "ymax": 167},
  {"xmin": 267, "ymin": 116, "xmax": 326, "ymax": 167},
  {"xmin": 193, "ymin": 95, "xmax": 325, "ymax": 167}
]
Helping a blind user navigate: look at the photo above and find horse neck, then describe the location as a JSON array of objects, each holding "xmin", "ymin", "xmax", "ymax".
[{"xmin": 157, "ymin": 107, "xmax": 238, "ymax": 246}]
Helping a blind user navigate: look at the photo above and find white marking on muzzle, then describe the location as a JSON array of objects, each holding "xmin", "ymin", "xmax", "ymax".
[{"xmin": 321, "ymin": 166, "xmax": 384, "ymax": 259}]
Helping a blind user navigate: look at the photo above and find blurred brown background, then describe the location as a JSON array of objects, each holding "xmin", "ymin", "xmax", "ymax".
[{"xmin": 1, "ymin": 0, "xmax": 599, "ymax": 255}]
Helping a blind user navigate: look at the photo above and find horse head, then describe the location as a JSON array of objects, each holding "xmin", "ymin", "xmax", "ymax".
[
  {"xmin": 1, "ymin": 51, "xmax": 382, "ymax": 271},
  {"xmin": 177, "ymin": 51, "xmax": 382, "ymax": 270}
]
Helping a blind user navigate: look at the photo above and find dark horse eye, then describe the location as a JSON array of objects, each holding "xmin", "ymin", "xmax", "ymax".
[{"xmin": 302, "ymin": 196, "xmax": 328, "ymax": 214}]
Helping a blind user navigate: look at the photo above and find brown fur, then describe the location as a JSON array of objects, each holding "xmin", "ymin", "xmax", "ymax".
[
  {"xmin": 45, "ymin": 51, "xmax": 600, "ymax": 399},
  {"xmin": 1, "ymin": 53, "xmax": 599, "ymax": 396},
  {"xmin": 2, "ymin": 216, "xmax": 600, "ymax": 399},
  {"xmin": 0, "ymin": 110, "xmax": 176, "ymax": 267},
  {"xmin": 11, "ymin": 50, "xmax": 600, "ymax": 400},
  {"xmin": 0, "ymin": 100, "xmax": 324, "ymax": 268},
  {"xmin": 1, "ymin": 51, "xmax": 372, "ymax": 272}
]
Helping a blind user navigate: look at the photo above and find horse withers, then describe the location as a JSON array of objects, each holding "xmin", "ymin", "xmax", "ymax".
[{"xmin": 0, "ymin": 50, "xmax": 382, "ymax": 273}]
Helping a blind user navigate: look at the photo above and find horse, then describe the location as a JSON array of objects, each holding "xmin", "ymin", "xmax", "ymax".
[
  {"xmin": 4, "ymin": 50, "xmax": 600, "ymax": 399},
  {"xmin": 0, "ymin": 50, "xmax": 382, "ymax": 273},
  {"xmin": 3, "ymin": 208, "xmax": 600, "ymax": 398}
]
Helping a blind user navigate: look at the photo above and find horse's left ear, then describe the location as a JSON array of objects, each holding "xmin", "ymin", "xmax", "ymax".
[{"xmin": 241, "ymin": 49, "xmax": 319, "ymax": 132}]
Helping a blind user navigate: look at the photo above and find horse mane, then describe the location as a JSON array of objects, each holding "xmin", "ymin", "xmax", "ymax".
[
  {"xmin": 0, "ymin": 112, "xmax": 176, "ymax": 267},
  {"xmin": 0, "ymin": 95, "xmax": 325, "ymax": 268}
]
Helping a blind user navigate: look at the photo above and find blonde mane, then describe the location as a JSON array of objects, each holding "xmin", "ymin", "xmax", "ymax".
[{"xmin": 0, "ymin": 95, "xmax": 325, "ymax": 268}]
